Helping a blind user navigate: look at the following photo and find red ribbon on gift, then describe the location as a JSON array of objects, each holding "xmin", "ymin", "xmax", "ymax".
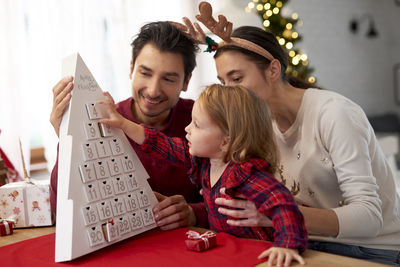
[
  {"xmin": 0, "ymin": 218, "xmax": 16, "ymax": 236},
  {"xmin": 185, "ymin": 230, "xmax": 217, "ymax": 252}
]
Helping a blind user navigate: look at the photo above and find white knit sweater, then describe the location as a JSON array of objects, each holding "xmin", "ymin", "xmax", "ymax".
[{"xmin": 273, "ymin": 89, "xmax": 400, "ymax": 250}]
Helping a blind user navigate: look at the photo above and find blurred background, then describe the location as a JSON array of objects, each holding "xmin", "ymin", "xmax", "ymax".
[{"xmin": 0, "ymin": 0, "xmax": 399, "ymax": 183}]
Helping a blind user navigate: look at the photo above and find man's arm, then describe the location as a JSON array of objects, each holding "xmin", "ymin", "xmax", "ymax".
[{"xmin": 49, "ymin": 76, "xmax": 74, "ymax": 219}]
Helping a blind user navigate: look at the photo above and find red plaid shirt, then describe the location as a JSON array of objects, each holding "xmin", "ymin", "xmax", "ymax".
[{"xmin": 141, "ymin": 126, "xmax": 308, "ymax": 252}]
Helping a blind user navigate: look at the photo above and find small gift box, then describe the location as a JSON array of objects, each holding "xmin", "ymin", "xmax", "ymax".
[
  {"xmin": 0, "ymin": 218, "xmax": 15, "ymax": 236},
  {"xmin": 0, "ymin": 179, "xmax": 53, "ymax": 228},
  {"xmin": 185, "ymin": 230, "xmax": 217, "ymax": 252}
]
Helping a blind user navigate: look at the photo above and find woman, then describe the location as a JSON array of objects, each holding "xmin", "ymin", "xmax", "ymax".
[{"xmin": 211, "ymin": 25, "xmax": 400, "ymax": 266}]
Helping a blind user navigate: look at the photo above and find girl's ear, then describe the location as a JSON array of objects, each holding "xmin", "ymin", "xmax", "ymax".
[{"xmin": 220, "ymin": 135, "xmax": 230, "ymax": 153}]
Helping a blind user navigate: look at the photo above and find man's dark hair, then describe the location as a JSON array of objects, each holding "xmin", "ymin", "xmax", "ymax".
[{"xmin": 131, "ymin": 21, "xmax": 199, "ymax": 82}]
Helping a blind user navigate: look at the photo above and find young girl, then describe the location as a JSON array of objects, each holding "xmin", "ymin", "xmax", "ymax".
[{"xmin": 99, "ymin": 84, "xmax": 307, "ymax": 266}]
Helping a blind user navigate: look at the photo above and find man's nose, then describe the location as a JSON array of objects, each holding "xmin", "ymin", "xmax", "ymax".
[{"xmin": 146, "ymin": 78, "xmax": 162, "ymax": 98}]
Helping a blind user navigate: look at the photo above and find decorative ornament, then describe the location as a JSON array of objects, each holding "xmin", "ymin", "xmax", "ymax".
[
  {"xmin": 290, "ymin": 180, "xmax": 300, "ymax": 195},
  {"xmin": 204, "ymin": 36, "xmax": 218, "ymax": 52}
]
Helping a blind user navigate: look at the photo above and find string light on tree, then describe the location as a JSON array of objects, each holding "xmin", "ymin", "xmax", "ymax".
[{"xmin": 245, "ymin": 0, "xmax": 316, "ymax": 84}]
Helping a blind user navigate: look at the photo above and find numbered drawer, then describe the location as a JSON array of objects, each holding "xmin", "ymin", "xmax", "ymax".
[
  {"xmin": 81, "ymin": 204, "xmax": 100, "ymax": 226},
  {"xmin": 85, "ymin": 102, "xmax": 103, "ymax": 120},
  {"xmin": 81, "ymin": 141, "xmax": 98, "ymax": 161},
  {"xmin": 123, "ymin": 193, "xmax": 139, "ymax": 212},
  {"xmin": 127, "ymin": 211, "xmax": 144, "ymax": 231},
  {"xmin": 116, "ymin": 214, "xmax": 131, "ymax": 236},
  {"xmin": 137, "ymin": 189, "xmax": 151, "ymax": 208},
  {"xmin": 125, "ymin": 173, "xmax": 138, "ymax": 192},
  {"xmin": 107, "ymin": 157, "xmax": 123, "ymax": 176},
  {"xmin": 83, "ymin": 182, "xmax": 101, "ymax": 203},
  {"xmin": 120, "ymin": 155, "xmax": 135, "ymax": 173},
  {"xmin": 83, "ymin": 121, "xmax": 101, "ymax": 140},
  {"xmin": 79, "ymin": 163, "xmax": 97, "ymax": 183},
  {"xmin": 98, "ymin": 179, "xmax": 115, "ymax": 199},
  {"xmin": 96, "ymin": 200, "xmax": 114, "ymax": 221},
  {"xmin": 110, "ymin": 197, "xmax": 127, "ymax": 216},
  {"xmin": 99, "ymin": 123, "xmax": 115, "ymax": 138},
  {"xmin": 86, "ymin": 225, "xmax": 106, "ymax": 247},
  {"xmin": 109, "ymin": 138, "xmax": 124, "ymax": 155},
  {"xmin": 102, "ymin": 220, "xmax": 120, "ymax": 242},
  {"xmin": 141, "ymin": 207, "xmax": 156, "ymax": 226},
  {"xmin": 95, "ymin": 140, "xmax": 112, "ymax": 158},
  {"xmin": 111, "ymin": 176, "xmax": 128, "ymax": 195},
  {"xmin": 93, "ymin": 160, "xmax": 111, "ymax": 179}
]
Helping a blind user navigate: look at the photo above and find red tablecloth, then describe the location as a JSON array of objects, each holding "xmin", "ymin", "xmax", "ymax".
[{"xmin": 0, "ymin": 228, "xmax": 272, "ymax": 267}]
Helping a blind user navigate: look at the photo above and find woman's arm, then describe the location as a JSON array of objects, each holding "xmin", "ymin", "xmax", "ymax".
[
  {"xmin": 298, "ymin": 206, "xmax": 338, "ymax": 236},
  {"xmin": 216, "ymin": 188, "xmax": 339, "ymax": 236}
]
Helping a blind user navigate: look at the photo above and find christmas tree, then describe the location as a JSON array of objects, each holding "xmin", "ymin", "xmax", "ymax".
[{"xmin": 246, "ymin": 0, "xmax": 316, "ymax": 83}]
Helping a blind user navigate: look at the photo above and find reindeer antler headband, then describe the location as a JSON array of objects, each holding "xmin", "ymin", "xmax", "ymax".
[{"xmin": 171, "ymin": 1, "xmax": 274, "ymax": 61}]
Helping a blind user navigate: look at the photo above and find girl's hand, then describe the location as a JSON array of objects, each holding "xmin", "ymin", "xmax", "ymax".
[
  {"xmin": 215, "ymin": 188, "xmax": 272, "ymax": 227},
  {"xmin": 258, "ymin": 247, "xmax": 305, "ymax": 267},
  {"xmin": 98, "ymin": 92, "xmax": 126, "ymax": 129}
]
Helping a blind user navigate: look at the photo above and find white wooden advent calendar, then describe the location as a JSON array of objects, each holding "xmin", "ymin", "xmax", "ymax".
[{"xmin": 55, "ymin": 53, "xmax": 158, "ymax": 262}]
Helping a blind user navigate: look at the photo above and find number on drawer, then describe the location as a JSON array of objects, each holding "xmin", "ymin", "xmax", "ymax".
[
  {"xmin": 83, "ymin": 182, "xmax": 100, "ymax": 203},
  {"xmin": 79, "ymin": 163, "xmax": 97, "ymax": 183},
  {"xmin": 86, "ymin": 225, "xmax": 105, "ymax": 247},
  {"xmin": 81, "ymin": 204, "xmax": 99, "ymax": 226}
]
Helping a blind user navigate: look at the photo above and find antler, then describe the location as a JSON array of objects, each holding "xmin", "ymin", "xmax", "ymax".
[
  {"xmin": 195, "ymin": 1, "xmax": 232, "ymax": 42},
  {"xmin": 169, "ymin": 17, "xmax": 207, "ymax": 44}
]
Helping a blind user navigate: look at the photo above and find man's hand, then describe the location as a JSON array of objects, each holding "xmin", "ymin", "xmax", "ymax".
[
  {"xmin": 50, "ymin": 76, "xmax": 74, "ymax": 137},
  {"xmin": 215, "ymin": 188, "xmax": 272, "ymax": 227},
  {"xmin": 152, "ymin": 191, "xmax": 196, "ymax": 230}
]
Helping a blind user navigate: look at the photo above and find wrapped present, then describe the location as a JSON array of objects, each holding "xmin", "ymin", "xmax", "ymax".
[
  {"xmin": 0, "ymin": 179, "xmax": 53, "ymax": 228},
  {"xmin": 0, "ymin": 169, "xmax": 6, "ymax": 186},
  {"xmin": 0, "ymin": 218, "xmax": 15, "ymax": 236},
  {"xmin": 185, "ymin": 230, "xmax": 217, "ymax": 252}
]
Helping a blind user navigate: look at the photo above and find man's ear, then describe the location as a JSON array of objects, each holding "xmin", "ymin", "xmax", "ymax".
[
  {"xmin": 181, "ymin": 73, "xmax": 192, "ymax": 92},
  {"xmin": 265, "ymin": 59, "xmax": 282, "ymax": 81},
  {"xmin": 129, "ymin": 59, "xmax": 134, "ymax": 80}
]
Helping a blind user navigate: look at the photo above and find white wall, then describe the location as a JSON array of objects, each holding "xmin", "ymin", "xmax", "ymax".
[
  {"xmin": 197, "ymin": 0, "xmax": 400, "ymax": 117},
  {"xmin": 286, "ymin": 0, "xmax": 400, "ymax": 117}
]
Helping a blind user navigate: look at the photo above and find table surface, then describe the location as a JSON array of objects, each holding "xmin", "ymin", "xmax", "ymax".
[{"xmin": 0, "ymin": 226, "xmax": 389, "ymax": 267}]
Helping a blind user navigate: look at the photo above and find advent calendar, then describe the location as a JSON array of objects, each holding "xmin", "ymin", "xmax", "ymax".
[{"xmin": 55, "ymin": 53, "xmax": 158, "ymax": 262}]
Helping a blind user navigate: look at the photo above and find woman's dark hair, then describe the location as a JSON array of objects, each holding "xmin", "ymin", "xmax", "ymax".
[
  {"xmin": 214, "ymin": 26, "xmax": 316, "ymax": 89},
  {"xmin": 131, "ymin": 21, "xmax": 199, "ymax": 82}
]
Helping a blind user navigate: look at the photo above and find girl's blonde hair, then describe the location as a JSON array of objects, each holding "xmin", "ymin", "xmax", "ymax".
[{"xmin": 198, "ymin": 84, "xmax": 279, "ymax": 174}]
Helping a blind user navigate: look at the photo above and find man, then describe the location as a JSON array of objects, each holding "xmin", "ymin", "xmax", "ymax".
[{"xmin": 49, "ymin": 21, "xmax": 208, "ymax": 230}]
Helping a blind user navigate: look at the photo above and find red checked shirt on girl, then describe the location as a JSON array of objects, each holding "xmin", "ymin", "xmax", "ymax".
[{"xmin": 141, "ymin": 125, "xmax": 308, "ymax": 252}]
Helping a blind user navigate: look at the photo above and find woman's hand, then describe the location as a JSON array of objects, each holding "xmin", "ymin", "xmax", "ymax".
[
  {"xmin": 258, "ymin": 247, "xmax": 305, "ymax": 267},
  {"xmin": 215, "ymin": 188, "xmax": 272, "ymax": 227}
]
